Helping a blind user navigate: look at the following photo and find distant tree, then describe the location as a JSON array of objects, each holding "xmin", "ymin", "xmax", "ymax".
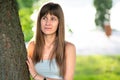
[
  {"xmin": 0, "ymin": 0, "xmax": 29, "ymax": 80},
  {"xmin": 93, "ymin": 0, "xmax": 112, "ymax": 29}
]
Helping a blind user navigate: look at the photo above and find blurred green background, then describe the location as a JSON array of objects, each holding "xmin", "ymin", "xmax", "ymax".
[{"xmin": 74, "ymin": 55, "xmax": 120, "ymax": 80}]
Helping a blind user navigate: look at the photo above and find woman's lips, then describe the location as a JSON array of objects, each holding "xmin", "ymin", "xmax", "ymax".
[{"xmin": 45, "ymin": 27, "xmax": 52, "ymax": 29}]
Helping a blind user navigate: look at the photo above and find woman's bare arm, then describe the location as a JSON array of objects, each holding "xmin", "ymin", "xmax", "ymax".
[{"xmin": 64, "ymin": 42, "xmax": 76, "ymax": 80}]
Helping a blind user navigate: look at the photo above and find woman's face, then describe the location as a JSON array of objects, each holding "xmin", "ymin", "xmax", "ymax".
[{"xmin": 41, "ymin": 13, "xmax": 59, "ymax": 35}]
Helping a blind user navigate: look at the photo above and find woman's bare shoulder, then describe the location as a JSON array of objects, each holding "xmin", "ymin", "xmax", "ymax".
[
  {"xmin": 27, "ymin": 41, "xmax": 35, "ymax": 57},
  {"xmin": 65, "ymin": 41, "xmax": 76, "ymax": 54},
  {"xmin": 27, "ymin": 41, "xmax": 35, "ymax": 49},
  {"xmin": 65, "ymin": 41, "xmax": 76, "ymax": 49}
]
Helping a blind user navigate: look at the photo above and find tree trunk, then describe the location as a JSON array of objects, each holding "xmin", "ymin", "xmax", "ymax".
[
  {"xmin": 0, "ymin": 0, "xmax": 30, "ymax": 80},
  {"xmin": 104, "ymin": 24, "xmax": 112, "ymax": 37}
]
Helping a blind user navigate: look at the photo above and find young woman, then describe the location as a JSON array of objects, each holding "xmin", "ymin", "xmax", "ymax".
[{"xmin": 26, "ymin": 2, "xmax": 76, "ymax": 80}]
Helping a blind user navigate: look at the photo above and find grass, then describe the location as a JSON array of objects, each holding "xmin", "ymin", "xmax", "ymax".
[{"xmin": 74, "ymin": 55, "xmax": 120, "ymax": 80}]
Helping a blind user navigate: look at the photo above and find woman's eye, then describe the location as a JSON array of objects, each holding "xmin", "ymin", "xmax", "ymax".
[
  {"xmin": 51, "ymin": 17, "xmax": 57, "ymax": 21},
  {"xmin": 42, "ymin": 17, "xmax": 47, "ymax": 20},
  {"xmin": 51, "ymin": 18, "xmax": 55, "ymax": 20}
]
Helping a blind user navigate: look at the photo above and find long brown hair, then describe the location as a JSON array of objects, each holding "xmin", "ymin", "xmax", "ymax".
[{"xmin": 32, "ymin": 2, "xmax": 66, "ymax": 78}]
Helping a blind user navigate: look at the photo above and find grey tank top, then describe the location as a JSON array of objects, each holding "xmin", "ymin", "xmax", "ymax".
[{"xmin": 35, "ymin": 59, "xmax": 62, "ymax": 79}]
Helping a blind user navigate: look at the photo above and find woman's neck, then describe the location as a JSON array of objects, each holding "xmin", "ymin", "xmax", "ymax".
[
  {"xmin": 43, "ymin": 35, "xmax": 56, "ymax": 59},
  {"xmin": 44, "ymin": 34, "xmax": 56, "ymax": 48}
]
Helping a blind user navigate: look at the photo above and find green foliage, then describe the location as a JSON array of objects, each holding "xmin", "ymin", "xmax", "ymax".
[
  {"xmin": 93, "ymin": 0, "xmax": 112, "ymax": 29},
  {"xmin": 74, "ymin": 55, "xmax": 120, "ymax": 80},
  {"xmin": 17, "ymin": 0, "xmax": 34, "ymax": 42},
  {"xmin": 17, "ymin": 0, "xmax": 35, "ymax": 9},
  {"xmin": 19, "ymin": 8, "xmax": 33, "ymax": 42}
]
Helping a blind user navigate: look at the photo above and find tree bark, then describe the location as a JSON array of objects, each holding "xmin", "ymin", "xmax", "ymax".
[{"xmin": 0, "ymin": 0, "xmax": 30, "ymax": 80}]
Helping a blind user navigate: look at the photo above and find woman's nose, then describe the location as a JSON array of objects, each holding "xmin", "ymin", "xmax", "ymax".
[{"xmin": 46, "ymin": 19, "xmax": 51, "ymax": 25}]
